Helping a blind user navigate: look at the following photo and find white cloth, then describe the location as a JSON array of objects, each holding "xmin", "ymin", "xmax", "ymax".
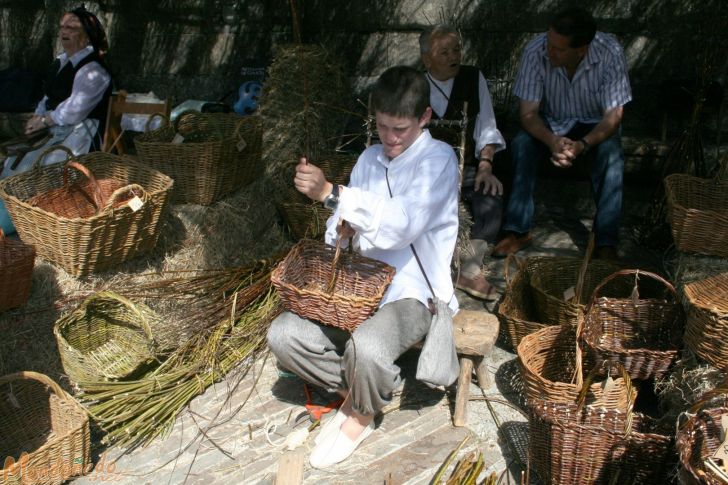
[
  {"xmin": 512, "ymin": 31, "xmax": 632, "ymax": 135},
  {"xmin": 427, "ymin": 70, "xmax": 506, "ymax": 158},
  {"xmin": 325, "ymin": 129, "xmax": 461, "ymax": 314},
  {"xmin": 34, "ymin": 46, "xmax": 112, "ymax": 126}
]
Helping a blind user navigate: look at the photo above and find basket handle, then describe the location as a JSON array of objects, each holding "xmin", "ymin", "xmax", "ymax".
[
  {"xmin": 0, "ymin": 371, "xmax": 69, "ymax": 401},
  {"xmin": 573, "ymin": 234, "xmax": 596, "ymax": 386},
  {"xmin": 63, "ymin": 160, "xmax": 104, "ymax": 210},
  {"xmin": 100, "ymin": 183, "xmax": 150, "ymax": 213},
  {"xmin": 503, "ymin": 253, "xmax": 525, "ymax": 289},
  {"xmin": 586, "ymin": 269, "xmax": 677, "ymax": 311},
  {"xmin": 172, "ymin": 110, "xmax": 202, "ymax": 133},
  {"xmin": 85, "ymin": 291, "xmax": 155, "ymax": 342},
  {"xmin": 144, "ymin": 112, "xmax": 169, "ymax": 132},
  {"xmin": 33, "ymin": 145, "xmax": 74, "ymax": 171},
  {"xmin": 575, "ymin": 361, "xmax": 635, "ymax": 435}
]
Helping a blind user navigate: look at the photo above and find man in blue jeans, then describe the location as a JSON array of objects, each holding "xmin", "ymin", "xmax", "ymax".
[{"xmin": 491, "ymin": 7, "xmax": 631, "ymax": 261}]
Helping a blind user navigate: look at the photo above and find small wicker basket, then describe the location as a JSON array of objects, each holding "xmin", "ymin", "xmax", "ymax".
[
  {"xmin": 0, "ymin": 228, "xmax": 35, "ymax": 311},
  {"xmin": 54, "ymin": 291, "xmax": 160, "ymax": 384},
  {"xmin": 0, "ymin": 371, "xmax": 90, "ymax": 485},
  {"xmin": 677, "ymin": 393, "xmax": 728, "ymax": 485},
  {"xmin": 581, "ymin": 269, "xmax": 683, "ymax": 381},
  {"xmin": 684, "ymin": 272, "xmax": 728, "ymax": 370},
  {"xmin": 271, "ymin": 238, "xmax": 395, "ymax": 331}
]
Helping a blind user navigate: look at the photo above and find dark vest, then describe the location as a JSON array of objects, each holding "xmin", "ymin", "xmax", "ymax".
[
  {"xmin": 429, "ymin": 65, "xmax": 480, "ymax": 167},
  {"xmin": 44, "ymin": 50, "xmax": 112, "ymax": 134}
]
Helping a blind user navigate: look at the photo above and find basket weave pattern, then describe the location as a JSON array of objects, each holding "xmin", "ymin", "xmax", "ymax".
[
  {"xmin": 0, "ymin": 230, "xmax": 35, "ymax": 311},
  {"xmin": 0, "ymin": 371, "xmax": 90, "ymax": 485},
  {"xmin": 0, "ymin": 152, "xmax": 173, "ymax": 277},
  {"xmin": 54, "ymin": 291, "xmax": 159, "ymax": 384},
  {"xmin": 677, "ymin": 405, "xmax": 728, "ymax": 485},
  {"xmin": 134, "ymin": 112, "xmax": 263, "ymax": 205},
  {"xmin": 582, "ymin": 270, "xmax": 682, "ymax": 381},
  {"xmin": 664, "ymin": 173, "xmax": 728, "ymax": 257},
  {"xmin": 684, "ymin": 272, "xmax": 728, "ymax": 370},
  {"xmin": 271, "ymin": 239, "xmax": 395, "ymax": 331}
]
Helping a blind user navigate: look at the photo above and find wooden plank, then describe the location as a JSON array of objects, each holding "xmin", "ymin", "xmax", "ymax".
[{"xmin": 274, "ymin": 449, "xmax": 305, "ymax": 485}]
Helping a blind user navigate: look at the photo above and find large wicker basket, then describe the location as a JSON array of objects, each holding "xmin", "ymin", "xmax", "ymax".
[
  {"xmin": 271, "ymin": 238, "xmax": 395, "ymax": 331},
  {"xmin": 0, "ymin": 148, "xmax": 174, "ymax": 277},
  {"xmin": 0, "ymin": 228, "xmax": 35, "ymax": 311},
  {"xmin": 582, "ymin": 269, "xmax": 683, "ymax": 381},
  {"xmin": 134, "ymin": 111, "xmax": 263, "ymax": 205},
  {"xmin": 664, "ymin": 173, "xmax": 728, "ymax": 258},
  {"xmin": 517, "ymin": 325, "xmax": 633, "ymax": 409},
  {"xmin": 684, "ymin": 272, "xmax": 728, "ymax": 370},
  {"xmin": 677, "ymin": 398, "xmax": 728, "ymax": 485},
  {"xmin": 0, "ymin": 371, "xmax": 90, "ymax": 485},
  {"xmin": 496, "ymin": 255, "xmax": 551, "ymax": 350},
  {"xmin": 529, "ymin": 257, "xmax": 626, "ymax": 327},
  {"xmin": 54, "ymin": 291, "xmax": 160, "ymax": 384}
]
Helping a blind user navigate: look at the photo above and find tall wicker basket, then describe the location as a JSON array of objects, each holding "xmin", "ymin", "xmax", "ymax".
[
  {"xmin": 0, "ymin": 148, "xmax": 174, "ymax": 277},
  {"xmin": 684, "ymin": 272, "xmax": 728, "ymax": 370},
  {"xmin": 0, "ymin": 371, "xmax": 90, "ymax": 485},
  {"xmin": 0, "ymin": 228, "xmax": 35, "ymax": 311},
  {"xmin": 134, "ymin": 112, "xmax": 263, "ymax": 205}
]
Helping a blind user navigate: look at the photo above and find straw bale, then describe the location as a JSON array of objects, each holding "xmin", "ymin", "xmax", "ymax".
[
  {"xmin": 258, "ymin": 44, "xmax": 351, "ymax": 193},
  {"xmin": 669, "ymin": 251, "xmax": 728, "ymax": 287},
  {"xmin": 655, "ymin": 352, "xmax": 725, "ymax": 422}
]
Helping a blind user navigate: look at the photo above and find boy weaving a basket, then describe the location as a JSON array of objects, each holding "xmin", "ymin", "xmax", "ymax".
[{"xmin": 268, "ymin": 65, "xmax": 460, "ymax": 469}]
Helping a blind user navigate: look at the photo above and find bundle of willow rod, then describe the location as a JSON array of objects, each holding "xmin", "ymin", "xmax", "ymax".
[
  {"xmin": 431, "ymin": 436, "xmax": 498, "ymax": 485},
  {"xmin": 78, "ymin": 266, "xmax": 282, "ymax": 450}
]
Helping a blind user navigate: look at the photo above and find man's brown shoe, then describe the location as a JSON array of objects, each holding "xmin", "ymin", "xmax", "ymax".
[
  {"xmin": 456, "ymin": 273, "xmax": 499, "ymax": 301},
  {"xmin": 593, "ymin": 245, "xmax": 619, "ymax": 262},
  {"xmin": 491, "ymin": 232, "xmax": 533, "ymax": 258}
]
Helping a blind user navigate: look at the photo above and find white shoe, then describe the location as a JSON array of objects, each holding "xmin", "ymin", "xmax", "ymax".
[
  {"xmin": 313, "ymin": 409, "xmax": 347, "ymax": 445},
  {"xmin": 309, "ymin": 420, "xmax": 375, "ymax": 469}
]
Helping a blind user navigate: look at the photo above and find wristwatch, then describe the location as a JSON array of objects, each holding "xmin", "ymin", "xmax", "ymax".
[{"xmin": 322, "ymin": 183, "xmax": 340, "ymax": 210}]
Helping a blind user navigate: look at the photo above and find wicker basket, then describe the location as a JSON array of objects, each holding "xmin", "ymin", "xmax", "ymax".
[
  {"xmin": 664, "ymin": 173, "xmax": 728, "ymax": 258},
  {"xmin": 134, "ymin": 111, "xmax": 263, "ymax": 205},
  {"xmin": 684, "ymin": 272, "xmax": 728, "ymax": 370},
  {"xmin": 0, "ymin": 228, "xmax": 35, "ymax": 311},
  {"xmin": 0, "ymin": 149, "xmax": 174, "ymax": 277},
  {"xmin": 0, "ymin": 371, "xmax": 90, "ymax": 485},
  {"xmin": 582, "ymin": 269, "xmax": 683, "ymax": 381},
  {"xmin": 517, "ymin": 325, "xmax": 633, "ymax": 409},
  {"xmin": 54, "ymin": 291, "xmax": 160, "ymax": 384},
  {"xmin": 26, "ymin": 146, "xmax": 131, "ymax": 218},
  {"xmin": 529, "ymin": 397, "xmax": 673, "ymax": 484},
  {"xmin": 677, "ymin": 398, "xmax": 728, "ymax": 485},
  {"xmin": 496, "ymin": 255, "xmax": 551, "ymax": 350},
  {"xmin": 529, "ymin": 257, "xmax": 626, "ymax": 327},
  {"xmin": 271, "ymin": 238, "xmax": 395, "ymax": 331}
]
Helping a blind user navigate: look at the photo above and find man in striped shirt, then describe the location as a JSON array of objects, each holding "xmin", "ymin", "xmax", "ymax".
[{"xmin": 492, "ymin": 7, "xmax": 631, "ymax": 261}]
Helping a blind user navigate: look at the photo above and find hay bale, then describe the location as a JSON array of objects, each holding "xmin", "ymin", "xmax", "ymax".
[
  {"xmin": 258, "ymin": 44, "xmax": 351, "ymax": 193},
  {"xmin": 670, "ymin": 251, "xmax": 728, "ymax": 287}
]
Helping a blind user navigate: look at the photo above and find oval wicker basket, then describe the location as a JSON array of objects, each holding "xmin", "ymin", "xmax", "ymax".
[
  {"xmin": 54, "ymin": 291, "xmax": 160, "ymax": 384},
  {"xmin": 271, "ymin": 238, "xmax": 395, "ymax": 331},
  {"xmin": 581, "ymin": 269, "xmax": 683, "ymax": 381},
  {"xmin": 134, "ymin": 111, "xmax": 263, "ymax": 205},
  {"xmin": 0, "ymin": 228, "xmax": 35, "ymax": 312},
  {"xmin": 496, "ymin": 255, "xmax": 551, "ymax": 351},
  {"xmin": 0, "ymin": 371, "xmax": 90, "ymax": 485},
  {"xmin": 677, "ymin": 398, "xmax": 728, "ymax": 485},
  {"xmin": 664, "ymin": 172, "xmax": 728, "ymax": 258},
  {"xmin": 528, "ymin": 257, "xmax": 626, "ymax": 327},
  {"xmin": 517, "ymin": 325, "xmax": 633, "ymax": 409},
  {"xmin": 684, "ymin": 272, "xmax": 728, "ymax": 370}
]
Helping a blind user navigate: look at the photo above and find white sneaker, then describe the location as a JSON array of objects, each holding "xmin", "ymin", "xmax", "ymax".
[
  {"xmin": 309, "ymin": 420, "xmax": 375, "ymax": 469},
  {"xmin": 313, "ymin": 409, "xmax": 347, "ymax": 445}
]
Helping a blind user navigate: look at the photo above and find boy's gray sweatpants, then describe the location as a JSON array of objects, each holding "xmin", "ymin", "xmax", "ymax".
[{"xmin": 267, "ymin": 298, "xmax": 431, "ymax": 416}]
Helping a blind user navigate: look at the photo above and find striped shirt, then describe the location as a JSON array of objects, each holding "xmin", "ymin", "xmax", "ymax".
[{"xmin": 512, "ymin": 31, "xmax": 632, "ymax": 135}]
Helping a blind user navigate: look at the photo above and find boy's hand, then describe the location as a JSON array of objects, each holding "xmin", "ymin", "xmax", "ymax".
[
  {"xmin": 337, "ymin": 219, "xmax": 355, "ymax": 239},
  {"xmin": 294, "ymin": 157, "xmax": 332, "ymax": 202}
]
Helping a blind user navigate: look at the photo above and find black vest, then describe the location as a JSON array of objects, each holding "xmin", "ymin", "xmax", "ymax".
[
  {"xmin": 44, "ymin": 50, "xmax": 112, "ymax": 134},
  {"xmin": 429, "ymin": 65, "xmax": 480, "ymax": 167}
]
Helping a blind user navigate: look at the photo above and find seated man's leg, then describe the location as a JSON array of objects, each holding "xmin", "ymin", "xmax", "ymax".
[
  {"xmin": 267, "ymin": 311, "xmax": 350, "ymax": 392},
  {"xmin": 590, "ymin": 131, "xmax": 624, "ymax": 249},
  {"xmin": 493, "ymin": 129, "xmax": 547, "ymax": 256}
]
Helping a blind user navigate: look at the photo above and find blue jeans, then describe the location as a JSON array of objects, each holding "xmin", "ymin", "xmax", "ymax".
[{"xmin": 503, "ymin": 124, "xmax": 624, "ymax": 247}]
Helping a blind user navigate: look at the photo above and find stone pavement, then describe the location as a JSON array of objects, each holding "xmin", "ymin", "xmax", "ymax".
[{"xmin": 72, "ymin": 177, "xmax": 659, "ymax": 484}]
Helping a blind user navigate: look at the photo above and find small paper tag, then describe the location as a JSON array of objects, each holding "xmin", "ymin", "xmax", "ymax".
[
  {"xmin": 563, "ymin": 286, "xmax": 576, "ymax": 302},
  {"xmin": 171, "ymin": 133, "xmax": 185, "ymax": 144},
  {"xmin": 601, "ymin": 374, "xmax": 615, "ymax": 394},
  {"xmin": 711, "ymin": 414, "xmax": 728, "ymax": 472},
  {"xmin": 236, "ymin": 137, "xmax": 247, "ymax": 152},
  {"xmin": 127, "ymin": 195, "xmax": 144, "ymax": 212},
  {"xmin": 6, "ymin": 392, "xmax": 20, "ymax": 409}
]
